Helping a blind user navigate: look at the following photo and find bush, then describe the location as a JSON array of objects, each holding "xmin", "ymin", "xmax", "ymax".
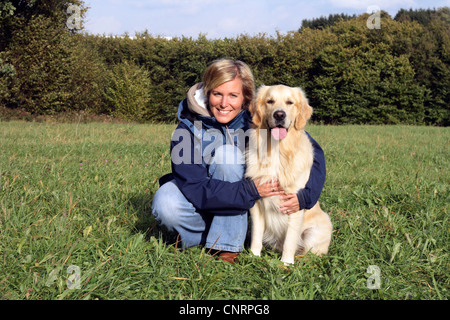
[
  {"xmin": 66, "ymin": 35, "xmax": 108, "ymax": 114},
  {"xmin": 103, "ymin": 60, "xmax": 151, "ymax": 121},
  {"xmin": 0, "ymin": 57, "xmax": 16, "ymax": 107}
]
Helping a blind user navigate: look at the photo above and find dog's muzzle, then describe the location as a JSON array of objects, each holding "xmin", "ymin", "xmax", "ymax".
[{"xmin": 270, "ymin": 110, "xmax": 288, "ymax": 141}]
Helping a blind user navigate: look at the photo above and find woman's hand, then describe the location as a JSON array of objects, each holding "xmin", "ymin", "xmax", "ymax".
[
  {"xmin": 253, "ymin": 179, "xmax": 284, "ymax": 198},
  {"xmin": 253, "ymin": 179, "xmax": 300, "ymax": 214},
  {"xmin": 279, "ymin": 193, "xmax": 301, "ymax": 215}
]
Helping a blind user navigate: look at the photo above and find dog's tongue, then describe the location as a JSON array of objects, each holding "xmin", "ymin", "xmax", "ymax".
[{"xmin": 271, "ymin": 127, "xmax": 287, "ymax": 140}]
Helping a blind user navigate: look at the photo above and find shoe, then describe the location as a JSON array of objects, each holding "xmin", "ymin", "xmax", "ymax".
[{"xmin": 217, "ymin": 251, "xmax": 239, "ymax": 264}]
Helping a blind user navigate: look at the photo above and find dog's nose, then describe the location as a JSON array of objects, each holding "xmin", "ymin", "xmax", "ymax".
[{"xmin": 273, "ymin": 110, "xmax": 286, "ymax": 121}]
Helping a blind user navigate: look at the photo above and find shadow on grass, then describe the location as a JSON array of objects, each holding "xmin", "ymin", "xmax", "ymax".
[{"xmin": 128, "ymin": 193, "xmax": 180, "ymax": 246}]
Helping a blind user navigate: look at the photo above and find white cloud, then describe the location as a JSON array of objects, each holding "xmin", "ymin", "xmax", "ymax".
[{"xmin": 329, "ymin": 0, "xmax": 417, "ymax": 10}]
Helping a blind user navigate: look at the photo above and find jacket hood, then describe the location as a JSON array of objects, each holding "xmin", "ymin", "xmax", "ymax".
[{"xmin": 187, "ymin": 82, "xmax": 212, "ymax": 117}]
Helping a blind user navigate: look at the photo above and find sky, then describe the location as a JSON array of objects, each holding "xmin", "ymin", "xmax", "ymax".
[{"xmin": 83, "ymin": 0, "xmax": 450, "ymax": 39}]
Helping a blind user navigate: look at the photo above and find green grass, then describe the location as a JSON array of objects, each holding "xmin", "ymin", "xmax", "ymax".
[{"xmin": 0, "ymin": 121, "xmax": 448, "ymax": 300}]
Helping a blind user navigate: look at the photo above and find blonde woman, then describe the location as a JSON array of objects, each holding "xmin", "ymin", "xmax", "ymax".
[{"xmin": 152, "ymin": 59, "xmax": 326, "ymax": 263}]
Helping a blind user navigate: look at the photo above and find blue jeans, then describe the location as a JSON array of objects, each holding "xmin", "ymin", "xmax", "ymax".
[{"xmin": 151, "ymin": 145, "xmax": 248, "ymax": 252}]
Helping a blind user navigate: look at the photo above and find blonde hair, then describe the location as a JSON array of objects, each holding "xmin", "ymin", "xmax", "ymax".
[{"xmin": 202, "ymin": 59, "xmax": 255, "ymax": 109}]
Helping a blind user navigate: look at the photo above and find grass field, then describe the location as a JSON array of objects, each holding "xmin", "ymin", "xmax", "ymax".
[{"xmin": 0, "ymin": 121, "xmax": 448, "ymax": 300}]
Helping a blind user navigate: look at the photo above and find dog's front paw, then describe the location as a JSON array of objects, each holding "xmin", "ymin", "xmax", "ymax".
[
  {"xmin": 250, "ymin": 246, "xmax": 262, "ymax": 257},
  {"xmin": 280, "ymin": 256, "xmax": 294, "ymax": 265}
]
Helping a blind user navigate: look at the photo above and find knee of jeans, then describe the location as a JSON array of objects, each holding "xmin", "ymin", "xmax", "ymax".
[
  {"xmin": 212, "ymin": 163, "xmax": 244, "ymax": 182},
  {"xmin": 210, "ymin": 144, "xmax": 245, "ymax": 182},
  {"xmin": 152, "ymin": 184, "xmax": 181, "ymax": 231}
]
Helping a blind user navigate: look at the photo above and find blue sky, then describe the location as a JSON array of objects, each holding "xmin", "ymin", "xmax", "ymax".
[{"xmin": 84, "ymin": 0, "xmax": 450, "ymax": 38}]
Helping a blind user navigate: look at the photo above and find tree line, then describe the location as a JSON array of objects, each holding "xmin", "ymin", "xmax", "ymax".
[{"xmin": 0, "ymin": 1, "xmax": 449, "ymax": 125}]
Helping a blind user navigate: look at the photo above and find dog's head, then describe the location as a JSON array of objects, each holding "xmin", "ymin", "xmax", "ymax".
[{"xmin": 250, "ymin": 85, "xmax": 313, "ymax": 140}]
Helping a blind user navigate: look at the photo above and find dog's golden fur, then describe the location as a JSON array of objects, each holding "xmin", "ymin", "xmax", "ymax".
[{"xmin": 246, "ymin": 85, "xmax": 332, "ymax": 264}]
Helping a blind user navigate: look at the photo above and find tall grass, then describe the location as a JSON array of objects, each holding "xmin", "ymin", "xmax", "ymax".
[{"xmin": 0, "ymin": 122, "xmax": 448, "ymax": 300}]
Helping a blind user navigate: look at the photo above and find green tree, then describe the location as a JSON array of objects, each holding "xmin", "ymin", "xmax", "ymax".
[
  {"xmin": 300, "ymin": 13, "xmax": 357, "ymax": 30},
  {"xmin": 394, "ymin": 7, "xmax": 450, "ymax": 26},
  {"xmin": 2, "ymin": 15, "xmax": 76, "ymax": 113},
  {"xmin": 0, "ymin": 0, "xmax": 87, "ymax": 51},
  {"xmin": 0, "ymin": 1, "xmax": 107, "ymax": 114},
  {"xmin": 393, "ymin": 8, "xmax": 450, "ymax": 125}
]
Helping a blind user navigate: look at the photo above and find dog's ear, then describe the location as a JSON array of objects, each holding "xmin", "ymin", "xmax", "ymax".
[
  {"xmin": 250, "ymin": 85, "xmax": 269, "ymax": 127},
  {"xmin": 294, "ymin": 87, "xmax": 313, "ymax": 130},
  {"xmin": 248, "ymin": 100, "xmax": 261, "ymax": 127}
]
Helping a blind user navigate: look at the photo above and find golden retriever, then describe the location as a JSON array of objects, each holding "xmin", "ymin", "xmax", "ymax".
[{"xmin": 246, "ymin": 85, "xmax": 332, "ymax": 265}]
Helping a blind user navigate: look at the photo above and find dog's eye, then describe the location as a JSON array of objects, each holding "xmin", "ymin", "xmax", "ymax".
[
  {"xmin": 267, "ymin": 99, "xmax": 274, "ymax": 104},
  {"xmin": 286, "ymin": 100, "xmax": 293, "ymax": 105}
]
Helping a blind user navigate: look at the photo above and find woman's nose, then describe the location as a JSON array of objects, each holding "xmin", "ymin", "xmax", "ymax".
[{"xmin": 221, "ymin": 96, "xmax": 228, "ymax": 107}]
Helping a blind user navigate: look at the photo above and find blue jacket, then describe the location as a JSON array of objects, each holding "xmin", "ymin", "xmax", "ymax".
[{"xmin": 159, "ymin": 96, "xmax": 326, "ymax": 215}]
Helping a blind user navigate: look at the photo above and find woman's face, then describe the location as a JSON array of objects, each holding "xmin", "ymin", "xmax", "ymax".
[{"xmin": 209, "ymin": 78, "xmax": 244, "ymax": 124}]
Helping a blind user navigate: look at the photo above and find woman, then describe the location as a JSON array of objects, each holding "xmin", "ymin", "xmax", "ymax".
[{"xmin": 152, "ymin": 59, "xmax": 326, "ymax": 263}]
